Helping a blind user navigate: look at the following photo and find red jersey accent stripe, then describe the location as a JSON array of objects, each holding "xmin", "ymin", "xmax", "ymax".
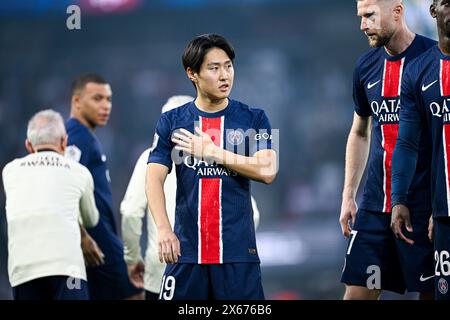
[
  {"xmin": 381, "ymin": 124, "xmax": 399, "ymax": 213},
  {"xmin": 198, "ymin": 116, "xmax": 223, "ymax": 264},
  {"xmin": 382, "ymin": 59, "xmax": 403, "ymax": 98},
  {"xmin": 441, "ymin": 60, "xmax": 450, "ymax": 97},
  {"xmin": 443, "ymin": 125, "xmax": 450, "ymax": 216}
]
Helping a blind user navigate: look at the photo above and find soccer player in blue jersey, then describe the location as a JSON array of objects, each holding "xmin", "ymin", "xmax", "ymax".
[
  {"xmin": 392, "ymin": 0, "xmax": 450, "ymax": 301},
  {"xmin": 339, "ymin": 0, "xmax": 435, "ymax": 300},
  {"xmin": 65, "ymin": 74, "xmax": 143, "ymax": 300},
  {"xmin": 145, "ymin": 34, "xmax": 278, "ymax": 300}
]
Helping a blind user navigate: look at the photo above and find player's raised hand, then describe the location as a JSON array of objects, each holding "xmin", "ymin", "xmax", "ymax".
[
  {"xmin": 391, "ymin": 204, "xmax": 414, "ymax": 245},
  {"xmin": 158, "ymin": 227, "xmax": 181, "ymax": 264},
  {"xmin": 172, "ymin": 127, "xmax": 217, "ymax": 159},
  {"xmin": 339, "ymin": 197, "xmax": 357, "ymax": 238},
  {"xmin": 127, "ymin": 261, "xmax": 145, "ymax": 289}
]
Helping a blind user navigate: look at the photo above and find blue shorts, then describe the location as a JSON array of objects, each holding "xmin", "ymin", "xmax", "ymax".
[
  {"xmin": 86, "ymin": 260, "xmax": 142, "ymax": 300},
  {"xmin": 159, "ymin": 263, "xmax": 265, "ymax": 300},
  {"xmin": 433, "ymin": 217, "xmax": 450, "ymax": 300},
  {"xmin": 341, "ymin": 208, "xmax": 434, "ymax": 294},
  {"xmin": 13, "ymin": 276, "xmax": 89, "ymax": 300}
]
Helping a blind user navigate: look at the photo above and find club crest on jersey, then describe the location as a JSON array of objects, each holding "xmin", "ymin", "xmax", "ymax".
[
  {"xmin": 149, "ymin": 133, "xmax": 159, "ymax": 153},
  {"xmin": 438, "ymin": 278, "xmax": 448, "ymax": 295},
  {"xmin": 65, "ymin": 145, "xmax": 82, "ymax": 162},
  {"xmin": 226, "ymin": 130, "xmax": 244, "ymax": 146}
]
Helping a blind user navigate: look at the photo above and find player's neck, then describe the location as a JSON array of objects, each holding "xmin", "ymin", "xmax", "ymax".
[
  {"xmin": 194, "ymin": 96, "xmax": 229, "ymax": 113},
  {"xmin": 70, "ymin": 111, "xmax": 96, "ymax": 131},
  {"xmin": 438, "ymin": 33, "xmax": 450, "ymax": 56},
  {"xmin": 384, "ymin": 27, "xmax": 415, "ymax": 57}
]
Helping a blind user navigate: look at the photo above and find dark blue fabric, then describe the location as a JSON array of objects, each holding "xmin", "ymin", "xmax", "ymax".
[
  {"xmin": 159, "ymin": 263, "xmax": 265, "ymax": 300},
  {"xmin": 13, "ymin": 276, "xmax": 89, "ymax": 300},
  {"xmin": 148, "ymin": 99, "xmax": 271, "ymax": 264},
  {"xmin": 341, "ymin": 208, "xmax": 433, "ymax": 293},
  {"xmin": 391, "ymin": 120, "xmax": 422, "ymax": 208},
  {"xmin": 352, "ymin": 34, "xmax": 435, "ymax": 212},
  {"xmin": 66, "ymin": 118, "xmax": 142, "ymax": 299}
]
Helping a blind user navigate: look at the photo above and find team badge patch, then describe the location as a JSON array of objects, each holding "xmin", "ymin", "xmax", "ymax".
[
  {"xmin": 65, "ymin": 145, "xmax": 82, "ymax": 162},
  {"xmin": 438, "ymin": 278, "xmax": 449, "ymax": 295},
  {"xmin": 149, "ymin": 133, "xmax": 159, "ymax": 153},
  {"xmin": 226, "ymin": 130, "xmax": 243, "ymax": 146}
]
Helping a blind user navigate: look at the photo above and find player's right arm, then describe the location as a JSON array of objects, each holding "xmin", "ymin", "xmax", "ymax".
[
  {"xmin": 391, "ymin": 64, "xmax": 422, "ymax": 245},
  {"xmin": 146, "ymin": 163, "xmax": 180, "ymax": 264},
  {"xmin": 146, "ymin": 113, "xmax": 180, "ymax": 264},
  {"xmin": 340, "ymin": 113, "xmax": 371, "ymax": 237},
  {"xmin": 340, "ymin": 61, "xmax": 372, "ymax": 238}
]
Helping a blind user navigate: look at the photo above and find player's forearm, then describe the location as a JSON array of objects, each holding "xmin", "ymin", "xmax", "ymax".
[
  {"xmin": 146, "ymin": 172, "xmax": 172, "ymax": 231},
  {"xmin": 391, "ymin": 120, "xmax": 421, "ymax": 208},
  {"xmin": 342, "ymin": 130, "xmax": 370, "ymax": 200},
  {"xmin": 209, "ymin": 147, "xmax": 277, "ymax": 184}
]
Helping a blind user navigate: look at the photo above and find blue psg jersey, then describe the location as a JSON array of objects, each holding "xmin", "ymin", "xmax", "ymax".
[
  {"xmin": 66, "ymin": 118, "xmax": 125, "ymax": 262},
  {"xmin": 400, "ymin": 45, "xmax": 450, "ymax": 218},
  {"xmin": 353, "ymin": 34, "xmax": 435, "ymax": 213},
  {"xmin": 148, "ymin": 99, "xmax": 272, "ymax": 264}
]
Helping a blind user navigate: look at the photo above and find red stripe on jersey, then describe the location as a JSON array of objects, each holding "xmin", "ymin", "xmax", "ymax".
[
  {"xmin": 381, "ymin": 124, "xmax": 399, "ymax": 213},
  {"xmin": 440, "ymin": 60, "xmax": 450, "ymax": 97},
  {"xmin": 198, "ymin": 116, "xmax": 223, "ymax": 264},
  {"xmin": 443, "ymin": 125, "xmax": 450, "ymax": 215},
  {"xmin": 382, "ymin": 59, "xmax": 404, "ymax": 98},
  {"xmin": 199, "ymin": 178, "xmax": 221, "ymax": 264}
]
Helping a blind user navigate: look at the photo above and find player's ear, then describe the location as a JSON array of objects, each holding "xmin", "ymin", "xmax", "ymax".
[
  {"xmin": 430, "ymin": 3, "xmax": 437, "ymax": 19},
  {"xmin": 25, "ymin": 139, "xmax": 34, "ymax": 154},
  {"xmin": 393, "ymin": 3, "xmax": 403, "ymax": 21},
  {"xmin": 186, "ymin": 67, "xmax": 197, "ymax": 83},
  {"xmin": 71, "ymin": 93, "xmax": 81, "ymax": 110}
]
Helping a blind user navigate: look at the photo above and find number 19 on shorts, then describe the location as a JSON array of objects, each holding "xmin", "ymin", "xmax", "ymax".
[{"xmin": 159, "ymin": 275, "xmax": 176, "ymax": 300}]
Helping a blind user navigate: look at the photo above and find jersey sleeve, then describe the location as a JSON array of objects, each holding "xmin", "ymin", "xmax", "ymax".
[
  {"xmin": 250, "ymin": 110, "xmax": 273, "ymax": 155},
  {"xmin": 148, "ymin": 114, "xmax": 173, "ymax": 172},
  {"xmin": 66, "ymin": 131, "xmax": 93, "ymax": 167},
  {"xmin": 391, "ymin": 65, "xmax": 422, "ymax": 208},
  {"xmin": 353, "ymin": 62, "xmax": 371, "ymax": 117},
  {"xmin": 398, "ymin": 64, "xmax": 423, "ymax": 123}
]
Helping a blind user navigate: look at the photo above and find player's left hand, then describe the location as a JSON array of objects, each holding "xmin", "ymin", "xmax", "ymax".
[
  {"xmin": 127, "ymin": 261, "xmax": 145, "ymax": 289},
  {"xmin": 172, "ymin": 127, "xmax": 217, "ymax": 160},
  {"xmin": 391, "ymin": 204, "xmax": 414, "ymax": 245},
  {"xmin": 81, "ymin": 230, "xmax": 105, "ymax": 267}
]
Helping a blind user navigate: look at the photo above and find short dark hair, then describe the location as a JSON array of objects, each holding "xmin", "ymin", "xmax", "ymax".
[
  {"xmin": 71, "ymin": 73, "xmax": 108, "ymax": 96},
  {"xmin": 182, "ymin": 34, "xmax": 235, "ymax": 74}
]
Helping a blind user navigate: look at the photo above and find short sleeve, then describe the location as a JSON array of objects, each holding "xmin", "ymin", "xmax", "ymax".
[
  {"xmin": 399, "ymin": 64, "xmax": 422, "ymax": 123},
  {"xmin": 250, "ymin": 111, "xmax": 273, "ymax": 155},
  {"xmin": 353, "ymin": 63, "xmax": 371, "ymax": 117},
  {"xmin": 148, "ymin": 114, "xmax": 173, "ymax": 171},
  {"xmin": 66, "ymin": 131, "xmax": 92, "ymax": 167}
]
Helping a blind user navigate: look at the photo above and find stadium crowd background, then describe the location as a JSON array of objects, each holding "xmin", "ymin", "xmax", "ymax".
[{"xmin": 0, "ymin": 0, "xmax": 437, "ymax": 299}]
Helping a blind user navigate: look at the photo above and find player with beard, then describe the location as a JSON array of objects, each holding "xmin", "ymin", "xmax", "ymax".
[{"xmin": 339, "ymin": 0, "xmax": 435, "ymax": 299}]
